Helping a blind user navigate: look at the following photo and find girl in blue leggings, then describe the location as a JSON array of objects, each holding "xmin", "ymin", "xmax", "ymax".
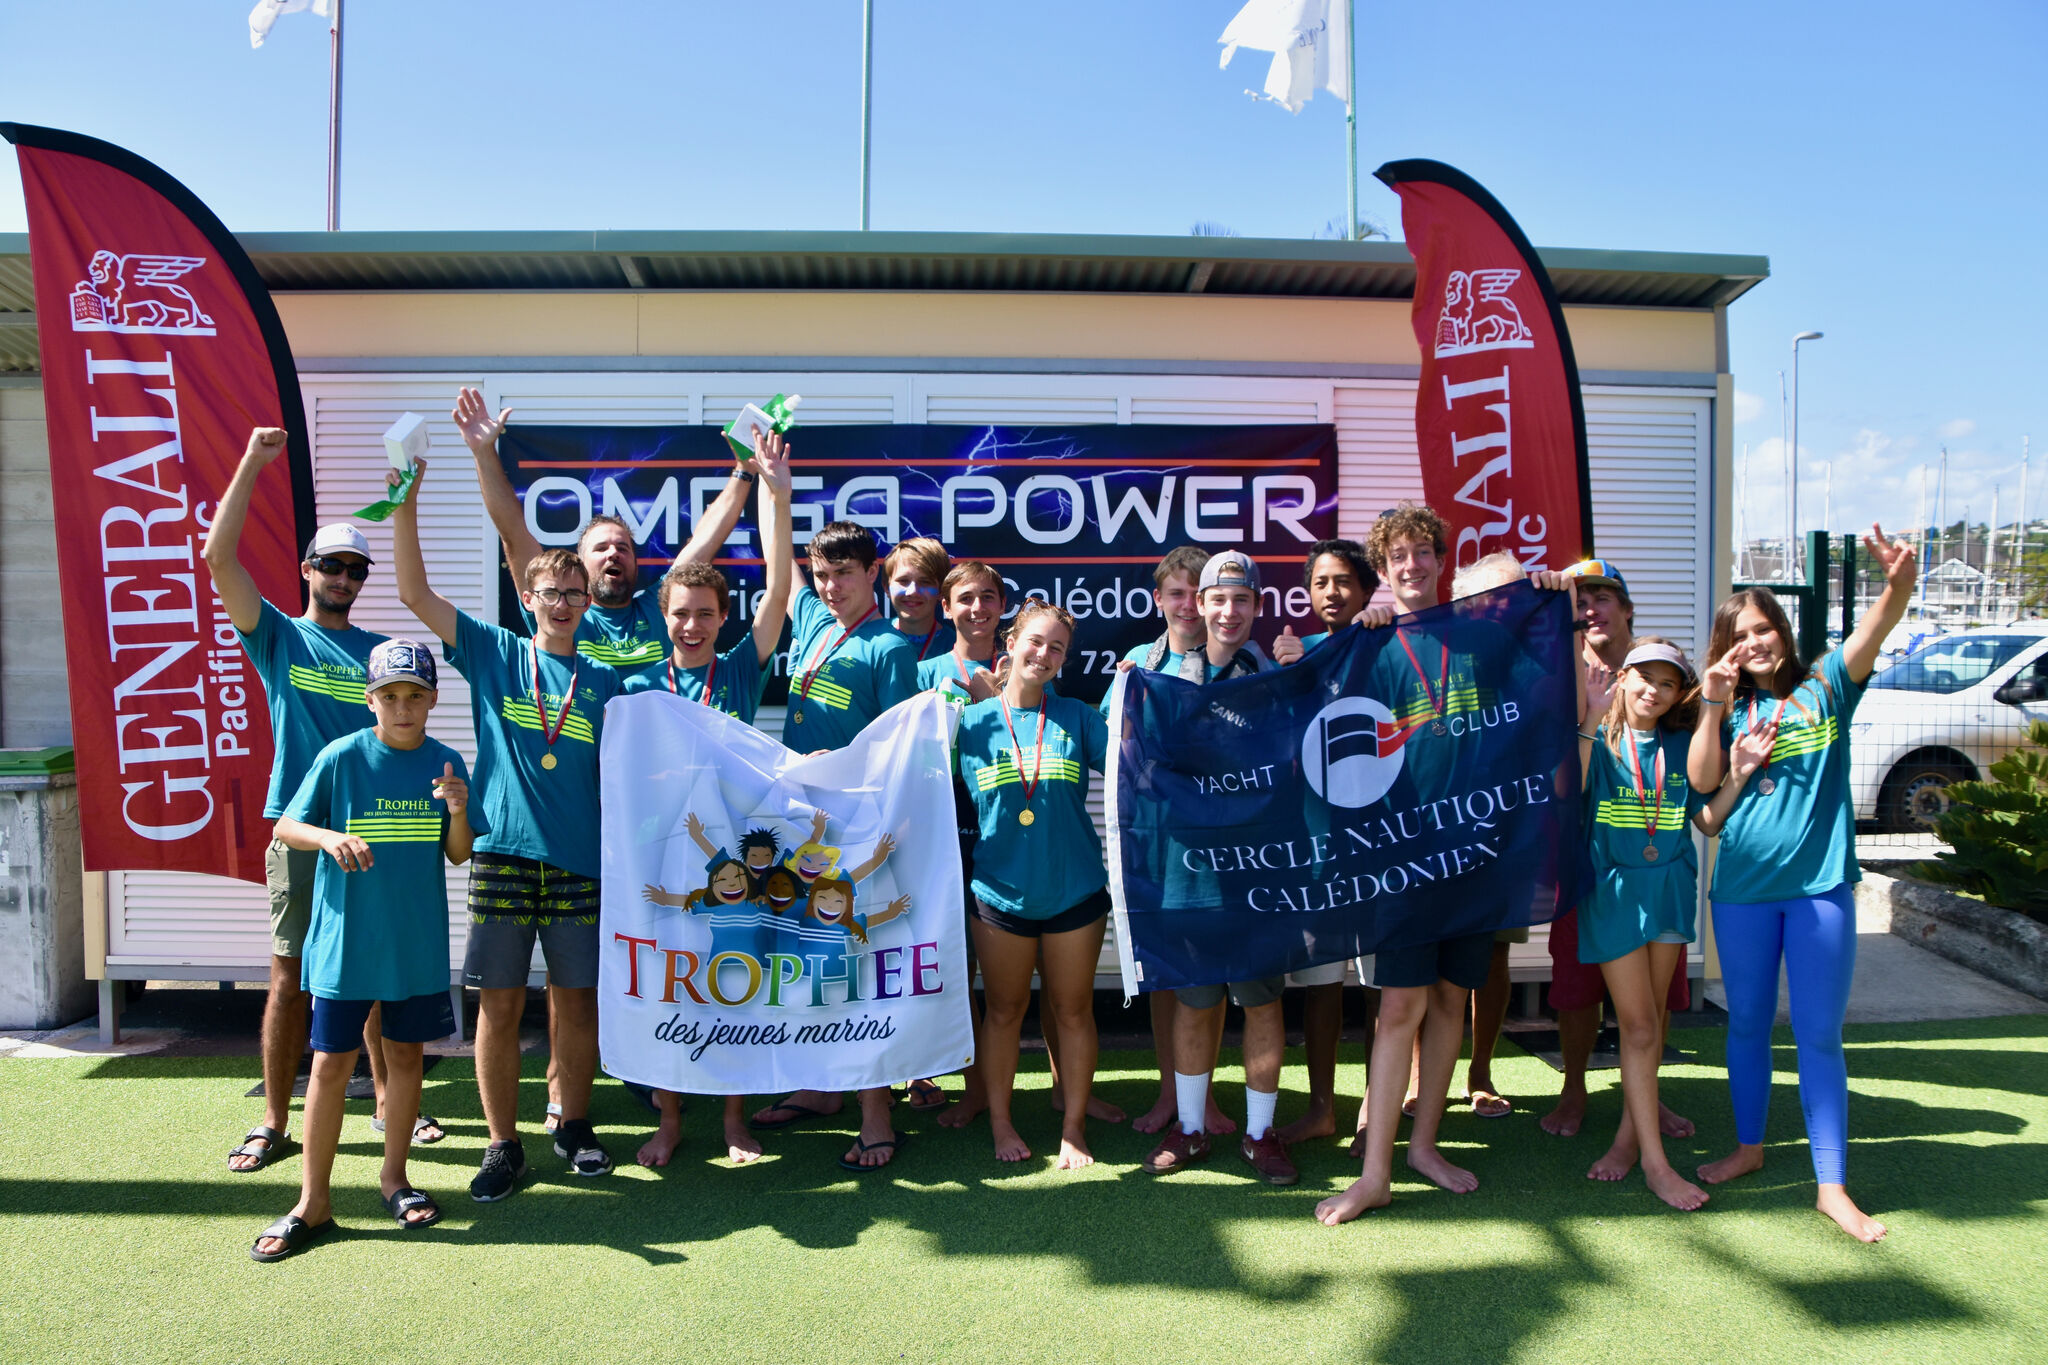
[{"xmin": 1687, "ymin": 524, "xmax": 1918, "ymax": 1242}]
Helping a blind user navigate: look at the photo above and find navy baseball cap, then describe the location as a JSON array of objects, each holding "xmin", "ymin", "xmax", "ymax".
[{"xmin": 367, "ymin": 638, "xmax": 437, "ymax": 693}]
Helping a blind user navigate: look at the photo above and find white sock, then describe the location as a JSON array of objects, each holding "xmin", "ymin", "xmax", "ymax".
[
  {"xmin": 1174, "ymin": 1070, "xmax": 1210, "ymax": 1136},
  {"xmin": 1244, "ymin": 1087, "xmax": 1278, "ymax": 1141}
]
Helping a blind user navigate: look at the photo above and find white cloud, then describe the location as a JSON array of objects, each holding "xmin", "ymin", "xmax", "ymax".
[
  {"xmin": 1733, "ymin": 388, "xmax": 1763, "ymax": 424},
  {"xmin": 1939, "ymin": 418, "xmax": 1976, "ymax": 440}
]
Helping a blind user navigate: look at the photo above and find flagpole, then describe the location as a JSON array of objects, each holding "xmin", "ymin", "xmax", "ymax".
[
  {"xmin": 326, "ymin": 0, "xmax": 343, "ymax": 231},
  {"xmin": 859, "ymin": 0, "xmax": 873, "ymax": 231},
  {"xmin": 1344, "ymin": 0, "xmax": 1357, "ymax": 238}
]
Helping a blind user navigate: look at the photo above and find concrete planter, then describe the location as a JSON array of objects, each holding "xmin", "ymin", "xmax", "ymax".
[{"xmin": 1858, "ymin": 871, "xmax": 2048, "ymax": 1004}]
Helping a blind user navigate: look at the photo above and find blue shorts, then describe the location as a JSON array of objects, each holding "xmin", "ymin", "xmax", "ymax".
[
  {"xmin": 1371, "ymin": 929, "xmax": 1494, "ymax": 991},
  {"xmin": 309, "ymin": 991, "xmax": 455, "ymax": 1054}
]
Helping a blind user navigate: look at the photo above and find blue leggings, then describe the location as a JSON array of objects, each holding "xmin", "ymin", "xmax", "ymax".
[{"xmin": 1710, "ymin": 884, "xmax": 1856, "ymax": 1185}]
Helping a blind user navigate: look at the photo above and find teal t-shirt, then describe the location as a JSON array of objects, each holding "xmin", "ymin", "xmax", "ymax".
[
  {"xmin": 236, "ymin": 600, "xmax": 387, "ymax": 818},
  {"xmin": 621, "ymin": 637, "xmax": 767, "ymax": 724},
  {"xmin": 957, "ymin": 692, "xmax": 1109, "ymax": 918},
  {"xmin": 1709, "ymin": 648, "xmax": 1867, "ymax": 904},
  {"xmin": 1300, "ymin": 630, "xmax": 1332, "ymax": 650},
  {"xmin": 285, "ymin": 730, "xmax": 486, "ymax": 1002},
  {"xmin": 523, "ymin": 591, "xmax": 668, "ymax": 681},
  {"xmin": 1365, "ymin": 616, "xmax": 1531, "ymax": 803},
  {"xmin": 1581, "ymin": 727, "xmax": 1702, "ymax": 963},
  {"xmin": 892, "ymin": 618, "xmax": 955, "ymax": 665},
  {"xmin": 446, "ymin": 611, "xmax": 622, "ymax": 879},
  {"xmin": 918, "ymin": 653, "xmax": 991, "ymax": 695},
  {"xmin": 784, "ymin": 586, "xmax": 918, "ymax": 750}
]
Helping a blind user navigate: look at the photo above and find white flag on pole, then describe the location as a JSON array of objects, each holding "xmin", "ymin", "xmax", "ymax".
[
  {"xmin": 249, "ymin": 0, "xmax": 331, "ymax": 49},
  {"xmin": 1218, "ymin": 0, "xmax": 1350, "ymax": 113}
]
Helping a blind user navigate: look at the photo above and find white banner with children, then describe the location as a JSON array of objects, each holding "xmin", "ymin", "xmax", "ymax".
[{"xmin": 598, "ymin": 691, "xmax": 974, "ymax": 1095}]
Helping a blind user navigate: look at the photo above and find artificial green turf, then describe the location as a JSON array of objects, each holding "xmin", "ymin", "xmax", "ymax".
[{"xmin": 3, "ymin": 1016, "xmax": 2045, "ymax": 1363}]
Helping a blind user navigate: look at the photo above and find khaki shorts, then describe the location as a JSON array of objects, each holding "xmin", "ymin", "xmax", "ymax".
[{"xmin": 266, "ymin": 837, "xmax": 318, "ymax": 960}]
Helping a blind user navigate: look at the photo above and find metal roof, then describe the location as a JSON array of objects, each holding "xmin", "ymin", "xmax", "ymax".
[{"xmin": 0, "ymin": 229, "xmax": 1767, "ymax": 373}]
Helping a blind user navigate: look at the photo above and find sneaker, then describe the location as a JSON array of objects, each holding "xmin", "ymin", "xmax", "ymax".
[
  {"xmin": 1240, "ymin": 1132, "xmax": 1299, "ymax": 1186},
  {"xmin": 1141, "ymin": 1126, "xmax": 1212, "ymax": 1175},
  {"xmin": 554, "ymin": 1118, "xmax": 614, "ymax": 1177},
  {"xmin": 470, "ymin": 1140, "xmax": 527, "ymax": 1202}
]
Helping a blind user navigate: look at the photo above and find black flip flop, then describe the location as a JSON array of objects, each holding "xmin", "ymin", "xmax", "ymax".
[
  {"xmin": 370, "ymin": 1114, "xmax": 445, "ymax": 1145},
  {"xmin": 837, "ymin": 1130, "xmax": 908, "ymax": 1174},
  {"xmin": 384, "ymin": 1186, "xmax": 442, "ymax": 1229},
  {"xmin": 904, "ymin": 1079, "xmax": 950, "ymax": 1113},
  {"xmin": 227, "ymin": 1126, "xmax": 291, "ymax": 1173},
  {"xmin": 249, "ymin": 1213, "xmax": 333, "ymax": 1262},
  {"xmin": 749, "ymin": 1098, "xmax": 837, "ymax": 1132}
]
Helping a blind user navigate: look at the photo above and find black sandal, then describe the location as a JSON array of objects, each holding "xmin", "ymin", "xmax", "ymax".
[
  {"xmin": 249, "ymin": 1213, "xmax": 333, "ymax": 1262},
  {"xmin": 384, "ymin": 1186, "xmax": 442, "ymax": 1229},
  {"xmin": 837, "ymin": 1130, "xmax": 908, "ymax": 1173},
  {"xmin": 227, "ymin": 1126, "xmax": 290, "ymax": 1173}
]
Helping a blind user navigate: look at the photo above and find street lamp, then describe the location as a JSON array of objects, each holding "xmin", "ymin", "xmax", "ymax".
[{"xmin": 1790, "ymin": 330, "xmax": 1823, "ymax": 574}]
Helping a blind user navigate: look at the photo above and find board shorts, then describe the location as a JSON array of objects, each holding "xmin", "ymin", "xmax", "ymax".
[
  {"xmin": 266, "ymin": 837, "xmax": 318, "ymax": 960},
  {"xmin": 463, "ymin": 854, "xmax": 602, "ymax": 990},
  {"xmin": 309, "ymin": 991, "xmax": 455, "ymax": 1053}
]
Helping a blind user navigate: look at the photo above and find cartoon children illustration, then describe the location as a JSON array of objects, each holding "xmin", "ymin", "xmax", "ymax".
[
  {"xmin": 644, "ymin": 853, "xmax": 763, "ymax": 964},
  {"xmin": 755, "ymin": 864, "xmax": 806, "ymax": 958},
  {"xmin": 788, "ymin": 874, "xmax": 911, "ymax": 997},
  {"xmin": 783, "ymin": 808, "xmax": 899, "ymax": 890}
]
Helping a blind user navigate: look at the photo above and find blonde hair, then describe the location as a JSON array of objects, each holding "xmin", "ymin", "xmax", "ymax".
[
  {"xmin": 1599, "ymin": 634, "xmax": 1700, "ymax": 759},
  {"xmin": 1451, "ymin": 552, "xmax": 1525, "ymax": 600},
  {"xmin": 883, "ymin": 537, "xmax": 949, "ymax": 588}
]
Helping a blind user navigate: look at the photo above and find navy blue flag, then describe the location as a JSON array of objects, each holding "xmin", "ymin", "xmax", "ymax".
[{"xmin": 1106, "ymin": 581, "xmax": 1580, "ymax": 993}]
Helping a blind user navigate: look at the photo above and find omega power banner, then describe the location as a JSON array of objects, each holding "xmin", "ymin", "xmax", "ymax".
[
  {"xmin": 498, "ymin": 422, "xmax": 1337, "ymax": 706},
  {"xmin": 1375, "ymin": 159, "xmax": 1593, "ymax": 583},
  {"xmin": 3, "ymin": 124, "xmax": 313, "ymax": 882}
]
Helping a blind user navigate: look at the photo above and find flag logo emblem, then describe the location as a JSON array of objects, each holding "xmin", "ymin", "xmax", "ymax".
[
  {"xmin": 1432, "ymin": 268, "xmax": 1533, "ymax": 357},
  {"xmin": 1301, "ymin": 697, "xmax": 1410, "ymax": 809},
  {"xmin": 68, "ymin": 250, "xmax": 216, "ymax": 335}
]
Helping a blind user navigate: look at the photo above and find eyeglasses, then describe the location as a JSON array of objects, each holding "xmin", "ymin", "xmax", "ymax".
[
  {"xmin": 307, "ymin": 556, "xmax": 370, "ymax": 581},
  {"xmin": 530, "ymin": 587, "xmax": 591, "ymax": 607}
]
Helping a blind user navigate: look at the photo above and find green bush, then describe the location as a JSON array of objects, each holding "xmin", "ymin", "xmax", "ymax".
[{"xmin": 1912, "ymin": 719, "xmax": 2048, "ymax": 921}]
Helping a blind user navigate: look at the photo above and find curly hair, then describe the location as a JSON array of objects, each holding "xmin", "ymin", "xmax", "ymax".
[{"xmin": 1364, "ymin": 502, "xmax": 1449, "ymax": 573}]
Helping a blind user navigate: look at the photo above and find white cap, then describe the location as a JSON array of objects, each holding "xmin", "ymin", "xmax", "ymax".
[
  {"xmin": 1622, "ymin": 641, "xmax": 1695, "ymax": 680},
  {"xmin": 304, "ymin": 524, "xmax": 373, "ymax": 563}
]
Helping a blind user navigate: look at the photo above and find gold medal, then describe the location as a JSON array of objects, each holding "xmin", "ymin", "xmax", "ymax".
[
  {"xmin": 1018, "ymin": 809, "xmax": 1035, "ymax": 826},
  {"xmin": 793, "ymin": 712, "xmax": 805, "ymax": 725},
  {"xmin": 541, "ymin": 752, "xmax": 558, "ymax": 770}
]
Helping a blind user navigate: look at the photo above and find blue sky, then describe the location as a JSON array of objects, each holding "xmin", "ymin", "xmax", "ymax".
[{"xmin": 3, "ymin": 0, "xmax": 2044, "ymax": 542}]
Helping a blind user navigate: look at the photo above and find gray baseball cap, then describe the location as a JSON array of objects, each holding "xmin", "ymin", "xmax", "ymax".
[{"xmin": 1197, "ymin": 549, "xmax": 1260, "ymax": 595}]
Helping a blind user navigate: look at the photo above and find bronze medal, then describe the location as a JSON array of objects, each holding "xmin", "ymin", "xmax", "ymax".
[
  {"xmin": 1431, "ymin": 720, "xmax": 1448, "ymax": 737},
  {"xmin": 1643, "ymin": 845, "xmax": 1659, "ymax": 862}
]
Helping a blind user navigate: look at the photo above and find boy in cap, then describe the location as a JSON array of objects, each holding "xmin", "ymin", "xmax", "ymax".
[
  {"xmin": 204, "ymin": 427, "xmax": 415, "ymax": 1174},
  {"xmin": 1542, "ymin": 558, "xmax": 1693, "ymax": 1141},
  {"xmin": 1136, "ymin": 550, "xmax": 1297, "ymax": 1185},
  {"xmin": 251, "ymin": 639, "xmax": 482, "ymax": 1261},
  {"xmin": 393, "ymin": 459, "xmax": 626, "ymax": 1197}
]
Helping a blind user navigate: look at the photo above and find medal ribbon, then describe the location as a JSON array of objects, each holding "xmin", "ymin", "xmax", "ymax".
[
  {"xmin": 916, "ymin": 622, "xmax": 941, "ymax": 660},
  {"xmin": 1627, "ymin": 733, "xmax": 1666, "ymax": 840},
  {"xmin": 997, "ymin": 692, "xmax": 1050, "ymax": 812},
  {"xmin": 796, "ymin": 603, "xmax": 879, "ymax": 701},
  {"xmin": 530, "ymin": 637, "xmax": 579, "ymax": 755},
  {"xmin": 669, "ymin": 654, "xmax": 718, "ymax": 708},
  {"xmin": 1394, "ymin": 627, "xmax": 1452, "ymax": 727}
]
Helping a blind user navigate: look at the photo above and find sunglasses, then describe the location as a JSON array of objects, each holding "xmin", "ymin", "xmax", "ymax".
[{"xmin": 307, "ymin": 556, "xmax": 370, "ymax": 581}]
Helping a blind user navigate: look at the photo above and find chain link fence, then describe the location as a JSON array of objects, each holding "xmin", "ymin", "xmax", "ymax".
[{"xmin": 1737, "ymin": 531, "xmax": 2048, "ymax": 859}]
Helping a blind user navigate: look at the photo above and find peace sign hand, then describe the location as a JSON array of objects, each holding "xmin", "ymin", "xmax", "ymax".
[
  {"xmin": 1701, "ymin": 651, "xmax": 1742, "ymax": 705},
  {"xmin": 1862, "ymin": 522, "xmax": 1918, "ymax": 592}
]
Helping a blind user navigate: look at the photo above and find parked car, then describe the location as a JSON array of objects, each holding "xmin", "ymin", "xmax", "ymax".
[{"xmin": 1848, "ymin": 622, "xmax": 2048, "ymax": 831}]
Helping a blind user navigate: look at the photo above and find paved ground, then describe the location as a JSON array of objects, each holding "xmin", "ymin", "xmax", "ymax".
[{"xmin": 1704, "ymin": 928, "xmax": 2047, "ymax": 1025}]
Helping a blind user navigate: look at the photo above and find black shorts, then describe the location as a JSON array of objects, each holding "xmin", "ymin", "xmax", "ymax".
[
  {"xmin": 970, "ymin": 886, "xmax": 1111, "ymax": 939},
  {"xmin": 1372, "ymin": 929, "xmax": 1495, "ymax": 991}
]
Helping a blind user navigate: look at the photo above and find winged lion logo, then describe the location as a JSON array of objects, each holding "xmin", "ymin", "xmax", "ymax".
[
  {"xmin": 1432, "ymin": 268, "xmax": 1534, "ymax": 358},
  {"xmin": 69, "ymin": 251, "xmax": 217, "ymax": 336}
]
